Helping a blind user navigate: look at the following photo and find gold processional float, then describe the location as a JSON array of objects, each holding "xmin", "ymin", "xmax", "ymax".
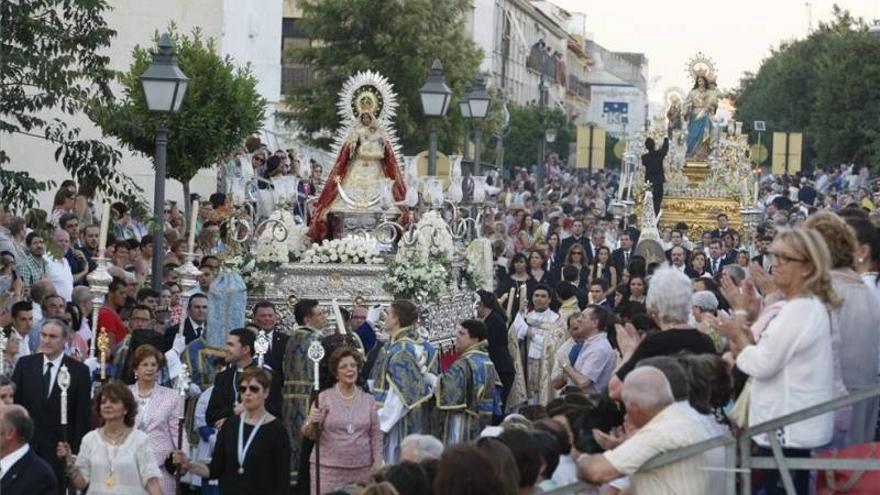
[{"xmin": 611, "ymin": 53, "xmax": 762, "ymax": 265}]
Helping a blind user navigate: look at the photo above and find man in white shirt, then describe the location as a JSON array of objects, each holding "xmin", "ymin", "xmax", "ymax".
[
  {"xmin": 7, "ymin": 302, "xmax": 33, "ymax": 361},
  {"xmin": 0, "ymin": 404, "xmax": 58, "ymax": 494},
  {"xmin": 578, "ymin": 366, "xmax": 717, "ymax": 494},
  {"xmin": 45, "ymin": 229, "xmax": 81, "ymax": 302}
]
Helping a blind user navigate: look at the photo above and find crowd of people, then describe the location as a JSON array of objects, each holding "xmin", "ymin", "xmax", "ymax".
[{"xmin": 1, "ymin": 145, "xmax": 880, "ymax": 495}]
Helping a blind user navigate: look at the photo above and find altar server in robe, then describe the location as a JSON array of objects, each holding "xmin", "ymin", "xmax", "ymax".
[
  {"xmin": 435, "ymin": 319, "xmax": 502, "ymax": 445},
  {"xmin": 369, "ymin": 300, "xmax": 437, "ymax": 463},
  {"xmin": 281, "ymin": 299, "xmax": 325, "ymax": 477},
  {"xmin": 512, "ymin": 284, "xmax": 561, "ymax": 405}
]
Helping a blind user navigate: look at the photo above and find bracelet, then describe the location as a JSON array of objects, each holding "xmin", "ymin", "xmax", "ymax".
[{"xmin": 733, "ymin": 309, "xmax": 748, "ymax": 318}]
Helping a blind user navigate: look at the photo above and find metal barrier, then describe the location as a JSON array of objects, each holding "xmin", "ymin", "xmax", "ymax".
[{"xmin": 548, "ymin": 383, "xmax": 880, "ymax": 495}]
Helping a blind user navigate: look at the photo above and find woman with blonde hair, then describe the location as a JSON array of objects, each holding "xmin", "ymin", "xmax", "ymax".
[
  {"xmin": 803, "ymin": 211, "xmax": 880, "ymax": 447},
  {"xmin": 718, "ymin": 227, "xmax": 839, "ymax": 494}
]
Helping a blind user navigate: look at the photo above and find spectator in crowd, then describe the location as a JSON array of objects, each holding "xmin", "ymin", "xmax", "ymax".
[
  {"xmin": 16, "ymin": 232, "xmax": 48, "ymax": 286},
  {"xmin": 802, "ymin": 212, "xmax": 880, "ymax": 447},
  {"xmin": 720, "ymin": 227, "xmax": 838, "ymax": 494},
  {"xmin": 432, "ymin": 445, "xmax": 507, "ymax": 495},
  {"xmin": 400, "ymin": 434, "xmax": 444, "ymax": 463},
  {"xmin": 578, "ymin": 366, "xmax": 718, "ymax": 493}
]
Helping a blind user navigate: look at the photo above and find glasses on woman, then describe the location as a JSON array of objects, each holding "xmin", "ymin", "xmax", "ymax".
[
  {"xmin": 238, "ymin": 385, "xmax": 263, "ymax": 394},
  {"xmin": 768, "ymin": 249, "xmax": 807, "ymax": 265}
]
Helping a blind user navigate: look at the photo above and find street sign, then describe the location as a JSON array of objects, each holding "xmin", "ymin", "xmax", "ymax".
[{"xmin": 754, "ymin": 121, "xmax": 766, "ymax": 131}]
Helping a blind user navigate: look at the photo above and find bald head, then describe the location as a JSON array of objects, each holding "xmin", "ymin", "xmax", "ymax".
[
  {"xmin": 622, "ymin": 366, "xmax": 674, "ymax": 423},
  {"xmin": 0, "ymin": 405, "xmax": 33, "ymax": 454}
]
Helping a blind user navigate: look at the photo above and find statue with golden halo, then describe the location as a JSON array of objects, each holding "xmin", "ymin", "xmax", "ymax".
[
  {"xmin": 307, "ymin": 71, "xmax": 409, "ymax": 241},
  {"xmin": 683, "ymin": 53, "xmax": 720, "ymax": 160}
]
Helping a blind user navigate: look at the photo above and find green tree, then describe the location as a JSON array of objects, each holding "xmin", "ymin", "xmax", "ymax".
[
  {"xmin": 90, "ymin": 28, "xmax": 266, "ymax": 210},
  {"xmin": 733, "ymin": 7, "xmax": 880, "ymax": 169},
  {"xmin": 502, "ymin": 104, "xmax": 572, "ymax": 172},
  {"xmin": 0, "ymin": 0, "xmax": 141, "ymax": 210},
  {"xmin": 284, "ymin": 0, "xmax": 490, "ymax": 154}
]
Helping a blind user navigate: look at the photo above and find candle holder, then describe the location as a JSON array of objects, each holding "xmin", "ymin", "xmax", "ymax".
[
  {"xmin": 97, "ymin": 327, "xmax": 110, "ymax": 382},
  {"xmin": 86, "ymin": 255, "xmax": 113, "ymax": 359}
]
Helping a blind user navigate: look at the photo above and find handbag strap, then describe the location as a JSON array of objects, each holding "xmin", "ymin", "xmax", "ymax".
[{"xmin": 822, "ymin": 443, "xmax": 878, "ymax": 492}]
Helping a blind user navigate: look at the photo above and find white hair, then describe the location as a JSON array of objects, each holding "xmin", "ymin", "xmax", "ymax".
[
  {"xmin": 400, "ymin": 434, "xmax": 444, "ymax": 462},
  {"xmin": 621, "ymin": 366, "xmax": 674, "ymax": 415},
  {"xmin": 692, "ymin": 290, "xmax": 719, "ymax": 312},
  {"xmin": 646, "ymin": 264, "xmax": 693, "ymax": 324}
]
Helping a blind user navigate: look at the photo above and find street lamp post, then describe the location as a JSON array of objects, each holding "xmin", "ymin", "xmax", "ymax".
[
  {"xmin": 139, "ymin": 33, "xmax": 189, "ymax": 291},
  {"xmin": 459, "ymin": 95, "xmax": 471, "ymax": 163},
  {"xmin": 466, "ymin": 75, "xmax": 491, "ymax": 176},
  {"xmin": 419, "ymin": 59, "xmax": 452, "ymax": 176}
]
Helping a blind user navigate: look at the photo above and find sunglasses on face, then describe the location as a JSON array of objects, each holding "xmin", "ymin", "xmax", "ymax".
[{"xmin": 238, "ymin": 385, "xmax": 263, "ymax": 394}]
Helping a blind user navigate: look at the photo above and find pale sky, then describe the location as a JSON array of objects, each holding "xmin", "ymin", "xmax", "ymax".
[{"xmin": 552, "ymin": 0, "xmax": 880, "ymax": 101}]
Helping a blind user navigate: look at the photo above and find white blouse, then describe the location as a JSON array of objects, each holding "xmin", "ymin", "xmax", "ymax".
[
  {"xmin": 75, "ymin": 428, "xmax": 162, "ymax": 494},
  {"xmin": 737, "ymin": 296, "xmax": 834, "ymax": 449}
]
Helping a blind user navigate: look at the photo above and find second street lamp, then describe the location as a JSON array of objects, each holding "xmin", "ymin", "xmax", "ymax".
[
  {"xmin": 139, "ymin": 33, "xmax": 189, "ymax": 291},
  {"xmin": 419, "ymin": 59, "xmax": 452, "ymax": 176},
  {"xmin": 466, "ymin": 75, "xmax": 490, "ymax": 176}
]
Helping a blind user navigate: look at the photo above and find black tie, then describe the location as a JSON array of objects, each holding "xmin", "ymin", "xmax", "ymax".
[
  {"xmin": 713, "ymin": 259, "xmax": 719, "ymax": 273},
  {"xmin": 624, "ymin": 251, "xmax": 629, "ymax": 265},
  {"xmin": 43, "ymin": 362, "xmax": 53, "ymax": 398},
  {"xmin": 195, "ymin": 326, "xmax": 203, "ymax": 338}
]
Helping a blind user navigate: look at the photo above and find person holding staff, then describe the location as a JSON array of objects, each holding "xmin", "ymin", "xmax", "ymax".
[{"xmin": 302, "ymin": 347, "xmax": 382, "ymax": 494}]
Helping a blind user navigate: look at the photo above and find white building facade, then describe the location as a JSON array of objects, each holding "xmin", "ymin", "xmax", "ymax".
[{"xmin": 3, "ymin": 0, "xmax": 283, "ymax": 208}]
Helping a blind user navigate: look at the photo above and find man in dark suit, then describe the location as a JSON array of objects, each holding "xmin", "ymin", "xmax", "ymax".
[
  {"xmin": 251, "ymin": 301, "xmax": 289, "ymax": 373},
  {"xmin": 751, "ymin": 235, "xmax": 773, "ymax": 272},
  {"xmin": 11, "ymin": 319, "xmax": 90, "ymax": 495},
  {"xmin": 205, "ymin": 328, "xmax": 282, "ymax": 428},
  {"xmin": 551, "ymin": 265, "xmax": 587, "ymax": 311},
  {"xmin": 164, "ymin": 293, "xmax": 209, "ymax": 345},
  {"xmin": 642, "ymin": 136, "xmax": 670, "ymax": 213},
  {"xmin": 558, "ymin": 220, "xmax": 589, "ymax": 261},
  {"xmin": 664, "ymin": 229, "xmax": 691, "ymax": 263},
  {"xmin": 0, "ymin": 405, "xmax": 58, "ymax": 495},
  {"xmin": 709, "ymin": 213, "xmax": 734, "ymax": 240},
  {"xmin": 611, "ymin": 232, "xmax": 634, "ymax": 273},
  {"xmin": 706, "ymin": 239, "xmax": 730, "ymax": 276}
]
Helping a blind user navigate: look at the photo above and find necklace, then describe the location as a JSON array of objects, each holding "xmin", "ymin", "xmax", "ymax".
[
  {"xmin": 236, "ymin": 411, "xmax": 269, "ymax": 475},
  {"xmin": 101, "ymin": 427, "xmax": 128, "ymax": 489},
  {"xmin": 336, "ymin": 384, "xmax": 359, "ymax": 434}
]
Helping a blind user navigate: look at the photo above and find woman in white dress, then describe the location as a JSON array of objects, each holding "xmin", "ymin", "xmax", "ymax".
[{"xmin": 58, "ymin": 381, "xmax": 164, "ymax": 494}]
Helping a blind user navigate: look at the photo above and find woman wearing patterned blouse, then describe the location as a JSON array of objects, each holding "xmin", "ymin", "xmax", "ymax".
[{"xmin": 303, "ymin": 347, "xmax": 383, "ymax": 494}]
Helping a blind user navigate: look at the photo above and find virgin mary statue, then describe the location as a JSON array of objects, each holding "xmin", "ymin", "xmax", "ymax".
[
  {"xmin": 307, "ymin": 71, "xmax": 409, "ymax": 241},
  {"xmin": 683, "ymin": 54, "xmax": 720, "ymax": 160}
]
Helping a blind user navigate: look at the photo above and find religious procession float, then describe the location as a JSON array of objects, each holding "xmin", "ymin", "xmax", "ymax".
[
  {"xmin": 614, "ymin": 53, "xmax": 762, "ymax": 261},
  {"xmin": 192, "ymin": 71, "xmax": 492, "ymax": 361}
]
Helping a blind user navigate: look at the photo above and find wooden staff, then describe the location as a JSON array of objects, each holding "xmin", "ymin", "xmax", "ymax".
[{"xmin": 307, "ymin": 340, "xmax": 325, "ymax": 493}]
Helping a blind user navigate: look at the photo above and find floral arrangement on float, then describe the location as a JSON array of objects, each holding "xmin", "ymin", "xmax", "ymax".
[
  {"xmin": 300, "ymin": 235, "xmax": 384, "ymax": 265},
  {"xmin": 383, "ymin": 249, "xmax": 449, "ymax": 300},
  {"xmin": 254, "ymin": 210, "xmax": 309, "ymax": 264},
  {"xmin": 462, "ymin": 238, "xmax": 493, "ymax": 291}
]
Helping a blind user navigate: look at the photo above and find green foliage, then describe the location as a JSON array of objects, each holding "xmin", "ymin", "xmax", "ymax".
[
  {"xmin": 502, "ymin": 105, "xmax": 573, "ymax": 171},
  {"xmin": 734, "ymin": 6, "xmax": 880, "ymax": 169},
  {"xmin": 285, "ymin": 0, "xmax": 493, "ymax": 153},
  {"xmin": 90, "ymin": 27, "xmax": 266, "ymax": 186},
  {"xmin": 0, "ymin": 0, "xmax": 140, "ymax": 210}
]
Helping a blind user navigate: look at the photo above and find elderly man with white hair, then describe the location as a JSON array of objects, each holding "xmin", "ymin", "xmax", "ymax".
[
  {"xmin": 608, "ymin": 265, "xmax": 716, "ymax": 401},
  {"xmin": 577, "ymin": 366, "xmax": 718, "ymax": 494},
  {"xmin": 399, "ymin": 434, "xmax": 444, "ymax": 463}
]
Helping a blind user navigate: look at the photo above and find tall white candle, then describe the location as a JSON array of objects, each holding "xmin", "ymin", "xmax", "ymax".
[
  {"xmin": 187, "ymin": 199, "xmax": 199, "ymax": 253},
  {"xmin": 754, "ymin": 173, "xmax": 759, "ymax": 205},
  {"xmin": 98, "ymin": 201, "xmax": 111, "ymax": 255}
]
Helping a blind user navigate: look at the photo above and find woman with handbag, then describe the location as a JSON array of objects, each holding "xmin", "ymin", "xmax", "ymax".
[
  {"xmin": 129, "ymin": 344, "xmax": 189, "ymax": 495},
  {"xmin": 717, "ymin": 227, "xmax": 839, "ymax": 495}
]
